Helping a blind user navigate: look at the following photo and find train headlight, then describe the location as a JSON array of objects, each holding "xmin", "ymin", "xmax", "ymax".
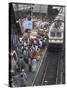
[
  {"xmin": 60, "ymin": 40, "xmax": 63, "ymax": 43},
  {"xmin": 57, "ymin": 40, "xmax": 59, "ymax": 42},
  {"xmin": 49, "ymin": 40, "xmax": 51, "ymax": 42}
]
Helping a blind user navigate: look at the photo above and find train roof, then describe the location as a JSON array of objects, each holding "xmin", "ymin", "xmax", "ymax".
[{"xmin": 55, "ymin": 7, "xmax": 65, "ymax": 21}]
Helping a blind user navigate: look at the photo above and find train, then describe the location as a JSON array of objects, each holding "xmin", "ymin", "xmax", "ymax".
[{"xmin": 48, "ymin": 7, "xmax": 65, "ymax": 48}]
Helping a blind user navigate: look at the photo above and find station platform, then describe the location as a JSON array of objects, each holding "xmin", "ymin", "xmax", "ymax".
[{"xmin": 13, "ymin": 46, "xmax": 47, "ymax": 87}]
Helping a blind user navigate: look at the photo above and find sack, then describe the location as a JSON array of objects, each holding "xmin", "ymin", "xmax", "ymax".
[
  {"xmin": 33, "ymin": 54, "xmax": 40, "ymax": 61},
  {"xmin": 23, "ymin": 33, "xmax": 29, "ymax": 39}
]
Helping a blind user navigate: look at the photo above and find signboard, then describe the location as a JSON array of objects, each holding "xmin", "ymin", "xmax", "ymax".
[{"xmin": 23, "ymin": 20, "xmax": 32, "ymax": 31}]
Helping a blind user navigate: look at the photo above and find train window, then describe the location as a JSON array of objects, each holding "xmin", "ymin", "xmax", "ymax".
[
  {"xmin": 50, "ymin": 32, "xmax": 55, "ymax": 37},
  {"xmin": 57, "ymin": 32, "xmax": 61, "ymax": 37}
]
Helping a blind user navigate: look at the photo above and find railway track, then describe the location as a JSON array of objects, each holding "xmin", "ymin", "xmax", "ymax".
[{"xmin": 41, "ymin": 47, "xmax": 64, "ymax": 85}]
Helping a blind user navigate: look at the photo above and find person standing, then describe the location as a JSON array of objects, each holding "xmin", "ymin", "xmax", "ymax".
[
  {"xmin": 20, "ymin": 69, "xmax": 27, "ymax": 86},
  {"xmin": 45, "ymin": 33, "xmax": 49, "ymax": 46},
  {"xmin": 28, "ymin": 48, "xmax": 32, "ymax": 72}
]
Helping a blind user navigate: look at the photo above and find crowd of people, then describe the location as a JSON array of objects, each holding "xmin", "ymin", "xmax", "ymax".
[{"xmin": 10, "ymin": 15, "xmax": 49, "ymax": 87}]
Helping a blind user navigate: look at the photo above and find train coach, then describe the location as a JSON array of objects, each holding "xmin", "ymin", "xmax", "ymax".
[{"xmin": 48, "ymin": 7, "xmax": 65, "ymax": 48}]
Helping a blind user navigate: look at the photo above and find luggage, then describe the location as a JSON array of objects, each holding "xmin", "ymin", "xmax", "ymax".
[
  {"xmin": 33, "ymin": 48, "xmax": 41, "ymax": 61},
  {"xmin": 23, "ymin": 32, "xmax": 29, "ymax": 40}
]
